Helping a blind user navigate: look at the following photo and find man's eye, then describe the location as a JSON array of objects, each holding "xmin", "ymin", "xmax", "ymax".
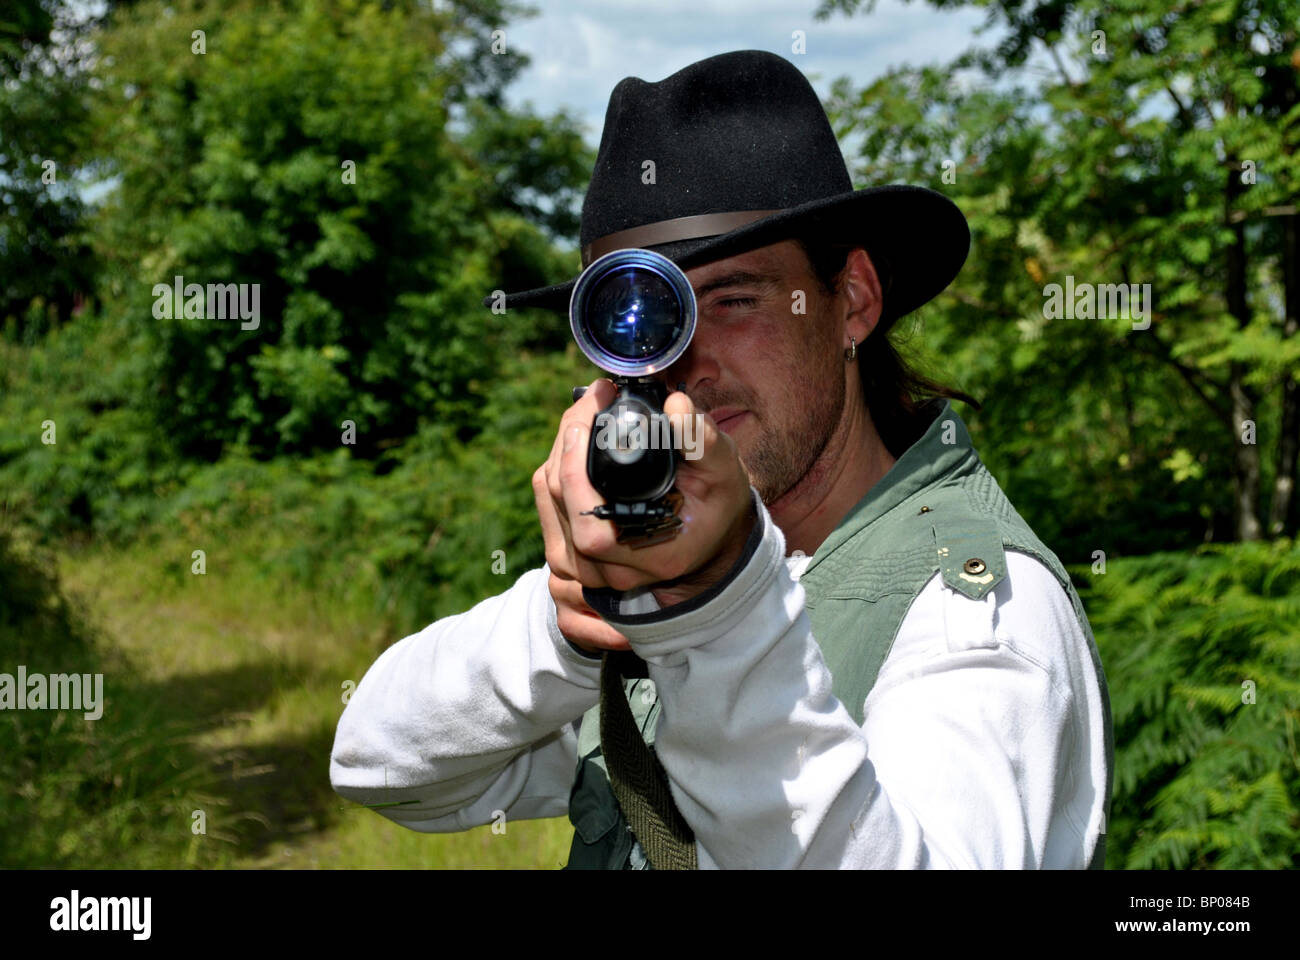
[{"xmin": 719, "ymin": 297, "xmax": 757, "ymax": 308}]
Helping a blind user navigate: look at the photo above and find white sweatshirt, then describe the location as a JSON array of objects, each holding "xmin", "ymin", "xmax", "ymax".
[{"xmin": 329, "ymin": 492, "xmax": 1110, "ymax": 869}]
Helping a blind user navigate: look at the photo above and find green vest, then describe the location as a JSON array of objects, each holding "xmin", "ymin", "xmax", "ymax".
[{"xmin": 564, "ymin": 398, "xmax": 1115, "ymax": 869}]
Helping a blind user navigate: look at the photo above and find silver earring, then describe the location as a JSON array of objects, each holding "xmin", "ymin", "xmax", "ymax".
[{"xmin": 845, "ymin": 336, "xmax": 856, "ymax": 362}]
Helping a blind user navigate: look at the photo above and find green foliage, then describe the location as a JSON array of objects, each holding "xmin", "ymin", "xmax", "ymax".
[
  {"xmin": 145, "ymin": 343, "xmax": 596, "ymax": 636},
  {"xmin": 1, "ymin": 0, "xmax": 584, "ymax": 543},
  {"xmin": 0, "ymin": 310, "xmax": 187, "ymax": 541},
  {"xmin": 0, "ymin": 0, "xmax": 101, "ymax": 333},
  {"xmin": 0, "ymin": 527, "xmax": 236, "ymax": 868},
  {"xmin": 821, "ymin": 0, "xmax": 1300, "ymax": 553},
  {"xmin": 1077, "ymin": 539, "xmax": 1300, "ymax": 868},
  {"xmin": 86, "ymin": 0, "xmax": 581, "ymax": 460},
  {"xmin": 458, "ymin": 97, "xmax": 595, "ymax": 241},
  {"xmin": 1, "ymin": 518, "xmax": 578, "ymax": 868},
  {"xmin": 823, "ymin": 62, "xmax": 1238, "ymax": 558}
]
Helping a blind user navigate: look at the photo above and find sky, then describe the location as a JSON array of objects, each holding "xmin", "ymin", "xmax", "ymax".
[
  {"xmin": 67, "ymin": 0, "xmax": 1022, "ymax": 207},
  {"xmin": 493, "ymin": 0, "xmax": 1004, "ymax": 147}
]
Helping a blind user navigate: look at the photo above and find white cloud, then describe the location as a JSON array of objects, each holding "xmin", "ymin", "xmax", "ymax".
[{"xmin": 501, "ymin": 0, "xmax": 1000, "ymax": 141}]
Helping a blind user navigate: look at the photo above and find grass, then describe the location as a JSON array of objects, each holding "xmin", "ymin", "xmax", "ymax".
[{"xmin": 3, "ymin": 524, "xmax": 573, "ymax": 869}]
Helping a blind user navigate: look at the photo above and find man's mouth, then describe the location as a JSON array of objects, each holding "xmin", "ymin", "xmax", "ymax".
[{"xmin": 708, "ymin": 408, "xmax": 750, "ymax": 434}]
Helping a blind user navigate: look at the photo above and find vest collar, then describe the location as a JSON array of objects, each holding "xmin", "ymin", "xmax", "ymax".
[{"xmin": 801, "ymin": 397, "xmax": 980, "ymax": 578}]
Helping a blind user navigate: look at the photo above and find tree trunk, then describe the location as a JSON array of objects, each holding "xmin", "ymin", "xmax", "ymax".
[
  {"xmin": 1226, "ymin": 162, "xmax": 1262, "ymax": 541},
  {"xmin": 1267, "ymin": 212, "xmax": 1299, "ymax": 537}
]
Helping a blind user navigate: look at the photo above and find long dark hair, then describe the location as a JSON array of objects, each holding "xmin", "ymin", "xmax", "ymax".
[{"xmin": 797, "ymin": 237, "xmax": 982, "ymax": 458}]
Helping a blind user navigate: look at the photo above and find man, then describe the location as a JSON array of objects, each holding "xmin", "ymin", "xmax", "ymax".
[{"xmin": 329, "ymin": 49, "xmax": 1114, "ymax": 869}]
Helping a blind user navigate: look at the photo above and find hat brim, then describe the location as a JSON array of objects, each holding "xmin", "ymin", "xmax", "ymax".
[{"xmin": 484, "ymin": 184, "xmax": 969, "ymax": 332}]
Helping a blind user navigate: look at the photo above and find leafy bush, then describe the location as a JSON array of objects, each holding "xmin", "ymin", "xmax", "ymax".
[
  {"xmin": 89, "ymin": 0, "xmax": 587, "ymax": 462},
  {"xmin": 0, "ymin": 311, "xmax": 188, "ymax": 542},
  {"xmin": 145, "ymin": 343, "xmax": 596, "ymax": 636}
]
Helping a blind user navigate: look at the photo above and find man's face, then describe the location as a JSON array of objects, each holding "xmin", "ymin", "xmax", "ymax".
[{"xmin": 658, "ymin": 239, "xmax": 852, "ymax": 507}]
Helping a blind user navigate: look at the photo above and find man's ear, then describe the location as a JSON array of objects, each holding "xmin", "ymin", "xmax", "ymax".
[{"xmin": 841, "ymin": 247, "xmax": 884, "ymax": 344}]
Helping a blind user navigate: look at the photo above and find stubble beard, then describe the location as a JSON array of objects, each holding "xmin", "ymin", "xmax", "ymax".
[{"xmin": 740, "ymin": 356, "xmax": 846, "ymax": 508}]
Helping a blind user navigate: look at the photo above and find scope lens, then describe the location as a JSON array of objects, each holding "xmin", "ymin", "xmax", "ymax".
[
  {"xmin": 584, "ymin": 267, "xmax": 683, "ymax": 362},
  {"xmin": 570, "ymin": 249, "xmax": 697, "ymax": 377}
]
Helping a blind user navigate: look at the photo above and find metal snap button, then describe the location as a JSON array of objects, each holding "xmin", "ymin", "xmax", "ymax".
[
  {"xmin": 963, "ymin": 558, "xmax": 986, "ymax": 575},
  {"xmin": 918, "ymin": 505, "xmax": 931, "ymax": 514}
]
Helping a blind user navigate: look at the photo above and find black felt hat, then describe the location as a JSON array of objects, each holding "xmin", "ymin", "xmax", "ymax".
[{"xmin": 485, "ymin": 49, "xmax": 969, "ymax": 333}]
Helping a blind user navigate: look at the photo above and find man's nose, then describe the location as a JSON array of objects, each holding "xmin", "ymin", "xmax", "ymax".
[{"xmin": 658, "ymin": 329, "xmax": 720, "ymax": 396}]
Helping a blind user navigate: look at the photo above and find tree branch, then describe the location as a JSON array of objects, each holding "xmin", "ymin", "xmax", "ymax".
[
  {"xmin": 1129, "ymin": 329, "xmax": 1232, "ymax": 427},
  {"xmin": 1044, "ymin": 40, "xmax": 1076, "ymax": 87},
  {"xmin": 1229, "ymin": 205, "xmax": 1299, "ymax": 224},
  {"xmin": 1164, "ymin": 83, "xmax": 1196, "ymax": 129}
]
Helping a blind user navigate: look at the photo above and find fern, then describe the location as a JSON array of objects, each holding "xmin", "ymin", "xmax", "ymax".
[{"xmin": 1072, "ymin": 537, "xmax": 1300, "ymax": 870}]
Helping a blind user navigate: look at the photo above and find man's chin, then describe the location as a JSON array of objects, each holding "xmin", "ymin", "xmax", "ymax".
[
  {"xmin": 744, "ymin": 442, "xmax": 827, "ymax": 514},
  {"xmin": 742, "ymin": 460, "xmax": 793, "ymax": 510},
  {"xmin": 733, "ymin": 428, "xmax": 801, "ymax": 507},
  {"xmin": 760, "ymin": 480, "xmax": 798, "ymax": 513}
]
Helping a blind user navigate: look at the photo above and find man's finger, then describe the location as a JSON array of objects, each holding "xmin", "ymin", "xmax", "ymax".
[
  {"xmin": 542, "ymin": 424, "xmax": 610, "ymax": 586},
  {"xmin": 540, "ymin": 378, "xmax": 616, "ymax": 484},
  {"xmin": 559, "ymin": 377, "xmax": 618, "ymax": 440},
  {"xmin": 549, "ymin": 572, "xmax": 632, "ymax": 652},
  {"xmin": 556, "ymin": 606, "xmax": 633, "ymax": 653},
  {"xmin": 662, "ymin": 389, "xmax": 741, "ymax": 501},
  {"xmin": 556, "ymin": 419, "xmax": 643, "ymax": 573}
]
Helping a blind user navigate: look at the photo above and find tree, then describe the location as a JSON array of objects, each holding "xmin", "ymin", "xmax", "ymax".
[
  {"xmin": 86, "ymin": 0, "xmax": 589, "ymax": 459},
  {"xmin": 0, "ymin": 0, "xmax": 107, "ymax": 337},
  {"xmin": 818, "ymin": 0, "xmax": 1300, "ymax": 543}
]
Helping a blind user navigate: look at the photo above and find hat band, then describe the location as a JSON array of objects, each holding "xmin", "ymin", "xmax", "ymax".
[{"xmin": 581, "ymin": 209, "xmax": 782, "ymax": 267}]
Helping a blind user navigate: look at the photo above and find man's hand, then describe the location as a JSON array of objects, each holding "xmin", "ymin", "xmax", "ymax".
[{"xmin": 534, "ymin": 378, "xmax": 756, "ymax": 654}]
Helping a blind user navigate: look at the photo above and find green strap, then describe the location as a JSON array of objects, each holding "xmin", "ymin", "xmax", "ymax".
[{"xmin": 599, "ymin": 650, "xmax": 698, "ymax": 870}]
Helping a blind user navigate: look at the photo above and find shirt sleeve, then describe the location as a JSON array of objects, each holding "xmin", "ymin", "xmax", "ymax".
[
  {"xmin": 583, "ymin": 492, "xmax": 1107, "ymax": 869},
  {"xmin": 329, "ymin": 564, "xmax": 603, "ymax": 831}
]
